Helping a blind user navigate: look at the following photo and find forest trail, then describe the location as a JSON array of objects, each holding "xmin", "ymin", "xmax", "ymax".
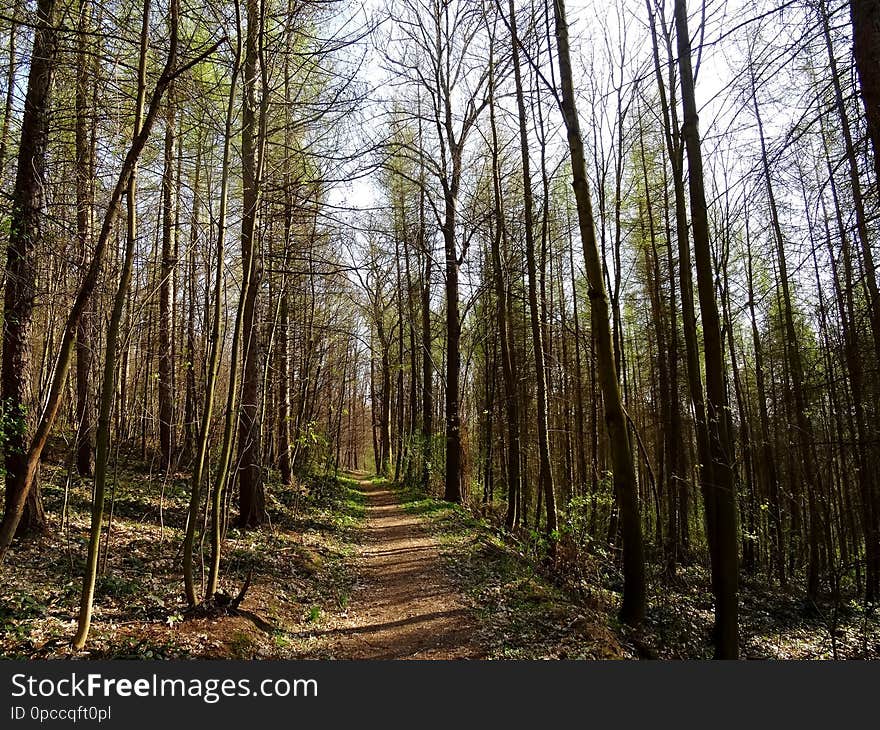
[{"xmin": 300, "ymin": 475, "xmax": 481, "ymax": 659}]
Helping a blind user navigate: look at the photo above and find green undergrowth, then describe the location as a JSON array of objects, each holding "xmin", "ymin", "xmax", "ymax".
[
  {"xmin": 393, "ymin": 481, "xmax": 625, "ymax": 659},
  {"xmin": 394, "ymin": 483, "xmax": 880, "ymax": 659},
  {"xmin": 1, "ymin": 460, "xmax": 367, "ymax": 659}
]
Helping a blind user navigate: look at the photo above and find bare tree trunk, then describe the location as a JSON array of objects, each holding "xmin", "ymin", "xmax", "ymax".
[
  {"xmin": 443, "ymin": 190, "xmax": 462, "ymax": 503},
  {"xmin": 158, "ymin": 86, "xmax": 177, "ymax": 469},
  {"xmin": 0, "ymin": 0, "xmax": 57, "ymax": 538},
  {"xmin": 508, "ymin": 0, "xmax": 555, "ymax": 536},
  {"xmin": 393, "ymin": 227, "xmax": 406, "ymax": 483},
  {"xmin": 0, "ymin": 0, "xmax": 19, "ymax": 176},
  {"xmin": 182, "ymin": 142, "xmax": 201, "ymax": 463},
  {"xmin": 74, "ymin": 0, "xmax": 95, "ymax": 479},
  {"xmin": 850, "ymin": 0, "xmax": 880, "ymax": 185},
  {"xmin": 568, "ymin": 223, "xmax": 588, "ymax": 502},
  {"xmin": 674, "ymin": 0, "xmax": 738, "ymax": 658},
  {"xmin": 553, "ymin": 0, "xmax": 645, "ymax": 626},
  {"xmin": 277, "ymin": 291, "xmax": 292, "ymax": 484},
  {"xmin": 237, "ymin": 0, "xmax": 266, "ymax": 527},
  {"xmin": 377, "ymin": 317, "xmax": 391, "ymax": 475},
  {"xmin": 488, "ymin": 37, "xmax": 521, "ymax": 529}
]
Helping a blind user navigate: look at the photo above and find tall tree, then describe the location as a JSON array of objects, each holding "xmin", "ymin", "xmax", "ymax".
[
  {"xmin": 674, "ymin": 0, "xmax": 738, "ymax": 658},
  {"xmin": 849, "ymin": 0, "xmax": 880, "ymax": 185},
  {"xmin": 74, "ymin": 0, "xmax": 96, "ymax": 479},
  {"xmin": 487, "ymin": 27, "xmax": 522, "ymax": 529},
  {"xmin": 1, "ymin": 0, "xmax": 57, "ymax": 536},
  {"xmin": 507, "ymin": 0, "xmax": 556, "ymax": 536},
  {"xmin": 237, "ymin": 0, "xmax": 267, "ymax": 527},
  {"xmin": 552, "ymin": 0, "xmax": 645, "ymax": 626},
  {"xmin": 158, "ymin": 86, "xmax": 177, "ymax": 469}
]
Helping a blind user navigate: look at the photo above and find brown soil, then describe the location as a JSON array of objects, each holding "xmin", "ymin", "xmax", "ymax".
[{"xmin": 295, "ymin": 477, "xmax": 482, "ymax": 659}]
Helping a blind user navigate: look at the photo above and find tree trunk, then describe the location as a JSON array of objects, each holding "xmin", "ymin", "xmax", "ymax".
[
  {"xmin": 850, "ymin": 0, "xmax": 880, "ymax": 185},
  {"xmin": 488, "ymin": 40, "xmax": 521, "ymax": 529},
  {"xmin": 674, "ymin": 0, "xmax": 738, "ymax": 658},
  {"xmin": 419, "ymin": 109, "xmax": 433, "ymax": 492},
  {"xmin": 277, "ymin": 292, "xmax": 292, "ymax": 484},
  {"xmin": 443, "ymin": 186, "xmax": 462, "ymax": 503},
  {"xmin": 237, "ymin": 0, "xmax": 266, "ymax": 528},
  {"xmin": 377, "ymin": 318, "xmax": 391, "ymax": 475},
  {"xmin": 0, "ymin": 0, "xmax": 20, "ymax": 175},
  {"xmin": 1, "ymin": 0, "xmax": 57, "ymax": 538},
  {"xmin": 182, "ymin": 142, "xmax": 201, "ymax": 463},
  {"xmin": 74, "ymin": 0, "xmax": 95, "ymax": 479},
  {"xmin": 508, "ymin": 0, "xmax": 555, "ymax": 537},
  {"xmin": 553, "ymin": 0, "xmax": 645, "ymax": 626},
  {"xmin": 158, "ymin": 86, "xmax": 177, "ymax": 469}
]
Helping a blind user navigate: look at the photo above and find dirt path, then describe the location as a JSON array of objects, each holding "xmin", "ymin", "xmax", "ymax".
[{"xmin": 300, "ymin": 476, "xmax": 482, "ymax": 659}]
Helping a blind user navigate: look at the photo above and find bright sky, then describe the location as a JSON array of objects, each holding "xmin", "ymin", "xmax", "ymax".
[{"xmin": 326, "ymin": 0, "xmax": 780, "ymax": 216}]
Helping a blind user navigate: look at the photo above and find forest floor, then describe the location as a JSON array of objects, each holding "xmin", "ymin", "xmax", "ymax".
[
  {"xmin": 0, "ymin": 463, "xmax": 620, "ymax": 659},
  {"xmin": 297, "ymin": 475, "xmax": 623, "ymax": 659},
  {"xmin": 2, "ymin": 459, "xmax": 878, "ymax": 659}
]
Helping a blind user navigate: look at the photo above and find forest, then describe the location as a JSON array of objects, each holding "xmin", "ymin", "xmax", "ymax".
[{"xmin": 0, "ymin": 0, "xmax": 878, "ymax": 661}]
